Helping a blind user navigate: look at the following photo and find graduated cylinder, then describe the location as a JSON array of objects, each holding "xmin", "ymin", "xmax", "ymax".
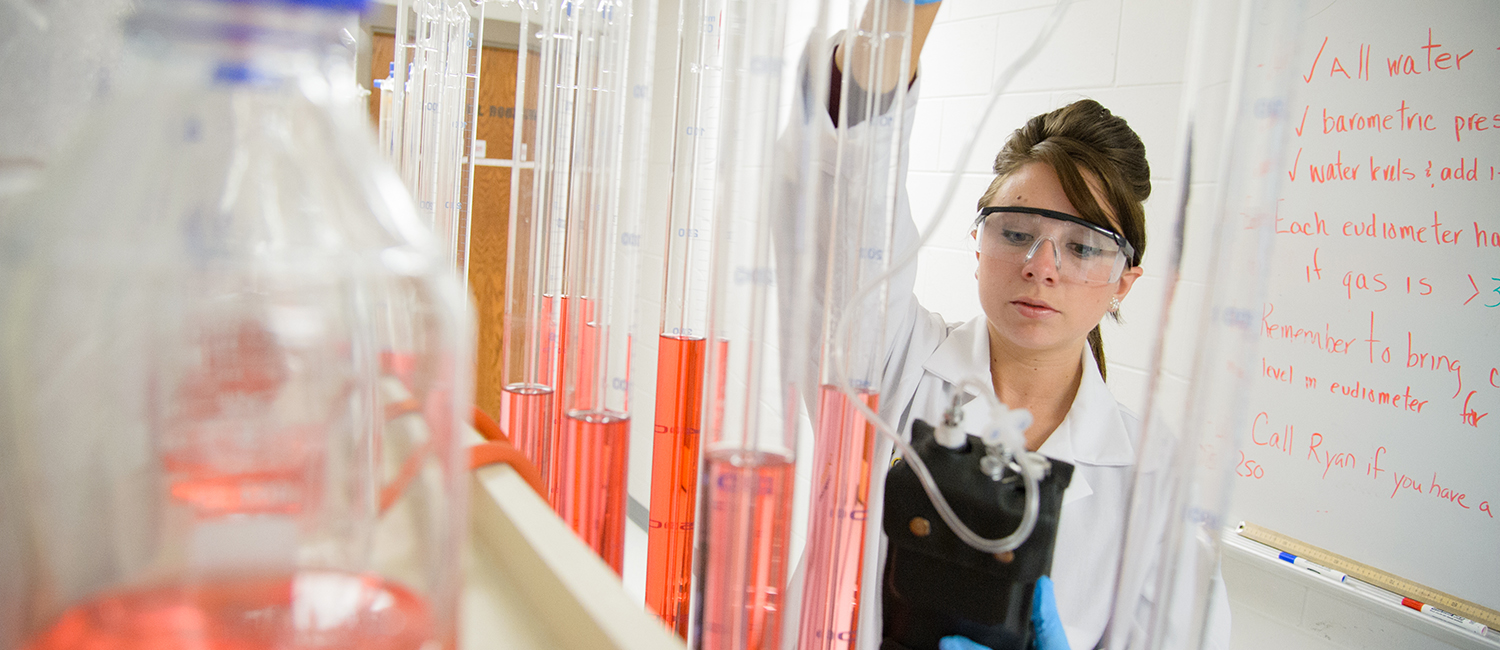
[
  {"xmin": 498, "ymin": 0, "xmax": 574, "ymax": 496},
  {"xmin": 795, "ymin": 0, "xmax": 916, "ymax": 648},
  {"xmin": 687, "ymin": 0, "xmax": 825, "ymax": 646},
  {"xmin": 645, "ymin": 0, "xmax": 727, "ymax": 635},
  {"xmin": 498, "ymin": 0, "xmax": 656, "ymax": 571}
]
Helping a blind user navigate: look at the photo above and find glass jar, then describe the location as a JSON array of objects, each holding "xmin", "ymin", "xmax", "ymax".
[{"xmin": 0, "ymin": 1, "xmax": 473, "ymax": 648}]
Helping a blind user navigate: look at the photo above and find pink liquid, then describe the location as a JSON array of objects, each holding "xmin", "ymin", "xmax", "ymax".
[
  {"xmin": 500, "ymin": 383, "xmax": 555, "ymax": 487},
  {"xmin": 796, "ymin": 385, "xmax": 880, "ymax": 650},
  {"xmin": 699, "ymin": 451, "xmax": 795, "ymax": 650},
  {"xmin": 555, "ymin": 295, "xmax": 599, "ymax": 414},
  {"xmin": 547, "ymin": 295, "xmax": 598, "ymax": 502},
  {"xmin": 163, "ymin": 321, "xmax": 316, "ymax": 518},
  {"xmin": 379, "ymin": 351, "xmax": 418, "ymax": 391},
  {"xmin": 160, "ymin": 421, "xmax": 320, "ymax": 518},
  {"xmin": 645, "ymin": 334, "xmax": 711, "ymax": 636},
  {"xmin": 553, "ymin": 410, "xmax": 630, "ymax": 573},
  {"xmin": 24, "ymin": 571, "xmax": 434, "ymax": 650}
]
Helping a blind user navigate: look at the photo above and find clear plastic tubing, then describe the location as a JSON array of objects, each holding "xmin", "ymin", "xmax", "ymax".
[
  {"xmin": 0, "ymin": 0, "xmax": 472, "ymax": 648},
  {"xmin": 500, "ymin": 0, "xmax": 581, "ymax": 490},
  {"xmin": 796, "ymin": 1, "xmax": 914, "ymax": 648},
  {"xmin": 646, "ymin": 0, "xmax": 726, "ymax": 635},
  {"xmin": 551, "ymin": 0, "xmax": 654, "ymax": 573},
  {"xmin": 688, "ymin": 0, "xmax": 809, "ymax": 646}
]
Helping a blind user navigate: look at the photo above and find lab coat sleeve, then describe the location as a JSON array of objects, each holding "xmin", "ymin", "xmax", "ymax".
[{"xmin": 770, "ymin": 40, "xmax": 924, "ymax": 420}]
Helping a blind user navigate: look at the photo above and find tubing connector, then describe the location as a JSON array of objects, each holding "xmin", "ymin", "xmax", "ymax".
[
  {"xmin": 979, "ymin": 406, "xmax": 1033, "ymax": 480},
  {"xmin": 933, "ymin": 389, "xmax": 968, "ymax": 450}
]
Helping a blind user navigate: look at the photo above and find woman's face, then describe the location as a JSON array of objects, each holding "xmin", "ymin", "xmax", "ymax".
[{"xmin": 976, "ymin": 161, "xmax": 1143, "ymax": 356}]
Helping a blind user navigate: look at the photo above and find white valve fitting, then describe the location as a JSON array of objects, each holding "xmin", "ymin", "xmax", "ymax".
[
  {"xmin": 981, "ymin": 405, "xmax": 1032, "ymax": 456},
  {"xmin": 933, "ymin": 391, "xmax": 969, "ymax": 450}
]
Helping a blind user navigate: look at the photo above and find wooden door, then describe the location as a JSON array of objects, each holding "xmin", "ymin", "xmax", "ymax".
[{"xmin": 367, "ymin": 34, "xmax": 519, "ymax": 419}]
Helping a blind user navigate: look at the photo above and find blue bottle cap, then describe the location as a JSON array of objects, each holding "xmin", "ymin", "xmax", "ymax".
[{"xmin": 216, "ymin": 0, "xmax": 371, "ymax": 12}]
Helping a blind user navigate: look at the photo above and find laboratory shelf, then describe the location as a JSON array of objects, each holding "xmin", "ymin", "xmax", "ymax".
[{"xmin": 463, "ymin": 449, "xmax": 685, "ymax": 650}]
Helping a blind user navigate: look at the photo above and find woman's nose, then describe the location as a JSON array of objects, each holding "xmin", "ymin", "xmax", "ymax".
[{"xmin": 1021, "ymin": 237, "xmax": 1062, "ymax": 283}]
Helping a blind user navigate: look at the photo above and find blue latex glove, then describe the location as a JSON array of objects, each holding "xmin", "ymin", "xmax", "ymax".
[
  {"xmin": 938, "ymin": 636, "xmax": 990, "ymax": 650},
  {"xmin": 937, "ymin": 576, "xmax": 1070, "ymax": 650},
  {"xmin": 1031, "ymin": 576, "xmax": 1070, "ymax": 650}
]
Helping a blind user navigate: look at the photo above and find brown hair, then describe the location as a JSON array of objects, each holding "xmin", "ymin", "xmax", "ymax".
[{"xmin": 977, "ymin": 99, "xmax": 1150, "ymax": 380}]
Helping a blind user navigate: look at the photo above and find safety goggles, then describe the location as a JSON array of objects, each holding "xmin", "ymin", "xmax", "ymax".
[{"xmin": 971, "ymin": 206, "xmax": 1136, "ymax": 285}]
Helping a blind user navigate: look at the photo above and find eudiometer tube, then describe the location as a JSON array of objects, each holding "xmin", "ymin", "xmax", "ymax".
[
  {"xmin": 646, "ymin": 0, "xmax": 727, "ymax": 634},
  {"xmin": 499, "ymin": 0, "xmax": 578, "ymax": 488},
  {"xmin": 550, "ymin": 0, "xmax": 656, "ymax": 571},
  {"xmin": 795, "ymin": 0, "xmax": 914, "ymax": 648},
  {"xmin": 689, "ymin": 0, "xmax": 820, "ymax": 647}
]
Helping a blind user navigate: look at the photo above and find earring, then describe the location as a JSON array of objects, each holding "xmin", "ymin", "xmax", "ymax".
[{"xmin": 1109, "ymin": 296, "xmax": 1121, "ymax": 315}]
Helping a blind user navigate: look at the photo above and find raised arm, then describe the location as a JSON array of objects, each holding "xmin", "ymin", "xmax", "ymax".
[
  {"xmin": 836, "ymin": 0, "xmax": 942, "ymax": 91},
  {"xmin": 772, "ymin": 0, "xmax": 943, "ymax": 417}
]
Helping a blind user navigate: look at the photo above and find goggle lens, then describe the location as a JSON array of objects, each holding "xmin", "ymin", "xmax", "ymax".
[{"xmin": 974, "ymin": 211, "xmax": 1129, "ymax": 284}]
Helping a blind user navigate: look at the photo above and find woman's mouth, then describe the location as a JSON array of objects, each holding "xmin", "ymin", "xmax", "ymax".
[{"xmin": 1011, "ymin": 298, "xmax": 1058, "ymax": 318}]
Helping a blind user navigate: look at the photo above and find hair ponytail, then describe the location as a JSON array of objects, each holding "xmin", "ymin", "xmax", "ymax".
[{"xmin": 1088, "ymin": 326, "xmax": 1107, "ymax": 381}]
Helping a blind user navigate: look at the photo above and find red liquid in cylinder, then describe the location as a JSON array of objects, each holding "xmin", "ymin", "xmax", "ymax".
[
  {"xmin": 24, "ymin": 571, "xmax": 433, "ymax": 650},
  {"xmin": 554, "ymin": 295, "xmax": 598, "ymax": 414},
  {"xmin": 500, "ymin": 383, "xmax": 555, "ymax": 486},
  {"xmin": 645, "ymin": 334, "xmax": 711, "ymax": 636},
  {"xmin": 554, "ymin": 410, "xmax": 630, "ymax": 572},
  {"xmin": 699, "ymin": 451, "xmax": 795, "ymax": 650},
  {"xmin": 548, "ymin": 295, "xmax": 598, "ymax": 503},
  {"xmin": 796, "ymin": 385, "xmax": 879, "ymax": 650}
]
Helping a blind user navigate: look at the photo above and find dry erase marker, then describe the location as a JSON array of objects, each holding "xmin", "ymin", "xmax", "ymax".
[
  {"xmin": 1278, "ymin": 551, "xmax": 1347, "ymax": 582},
  {"xmin": 1402, "ymin": 598, "xmax": 1490, "ymax": 636}
]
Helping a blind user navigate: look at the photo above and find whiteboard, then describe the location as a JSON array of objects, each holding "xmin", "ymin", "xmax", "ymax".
[{"xmin": 1227, "ymin": 0, "xmax": 1500, "ymax": 612}]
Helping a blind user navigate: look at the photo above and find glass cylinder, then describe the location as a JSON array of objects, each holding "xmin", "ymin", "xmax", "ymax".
[
  {"xmin": 388, "ymin": 0, "xmax": 484, "ymax": 282},
  {"xmin": 0, "ymin": 1, "xmax": 473, "ymax": 649},
  {"xmin": 688, "ymin": 0, "xmax": 819, "ymax": 646},
  {"xmin": 646, "ymin": 0, "xmax": 727, "ymax": 634},
  {"xmin": 795, "ymin": 1, "xmax": 915, "ymax": 648},
  {"xmin": 1107, "ymin": 0, "xmax": 1304, "ymax": 647},
  {"xmin": 499, "ymin": 0, "xmax": 579, "ymax": 491},
  {"xmin": 552, "ymin": 0, "xmax": 655, "ymax": 573}
]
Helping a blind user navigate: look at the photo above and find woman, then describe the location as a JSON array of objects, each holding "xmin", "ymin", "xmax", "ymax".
[
  {"xmin": 877, "ymin": 99, "xmax": 1234, "ymax": 650},
  {"xmin": 779, "ymin": 3, "xmax": 1232, "ymax": 648}
]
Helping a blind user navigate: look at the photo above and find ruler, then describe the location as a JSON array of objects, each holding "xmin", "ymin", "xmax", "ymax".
[{"xmin": 1236, "ymin": 521, "xmax": 1500, "ymax": 631}]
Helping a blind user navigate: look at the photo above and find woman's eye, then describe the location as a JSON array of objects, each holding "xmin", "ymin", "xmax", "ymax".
[
  {"xmin": 1000, "ymin": 229, "xmax": 1033, "ymax": 245},
  {"xmin": 1067, "ymin": 242, "xmax": 1105, "ymax": 259}
]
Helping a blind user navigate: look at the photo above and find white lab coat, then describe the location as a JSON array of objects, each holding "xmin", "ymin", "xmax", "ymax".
[
  {"xmin": 775, "ymin": 46, "xmax": 1232, "ymax": 650},
  {"xmin": 865, "ymin": 310, "xmax": 1233, "ymax": 650}
]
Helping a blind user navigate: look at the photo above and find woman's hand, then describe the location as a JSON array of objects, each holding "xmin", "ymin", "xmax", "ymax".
[
  {"xmin": 1031, "ymin": 575, "xmax": 1070, "ymax": 650},
  {"xmin": 936, "ymin": 575, "xmax": 1070, "ymax": 650},
  {"xmin": 938, "ymin": 636, "xmax": 990, "ymax": 650}
]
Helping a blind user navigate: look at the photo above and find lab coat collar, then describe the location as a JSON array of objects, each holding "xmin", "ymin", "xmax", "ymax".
[{"xmin": 920, "ymin": 316, "xmax": 1137, "ymax": 470}]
